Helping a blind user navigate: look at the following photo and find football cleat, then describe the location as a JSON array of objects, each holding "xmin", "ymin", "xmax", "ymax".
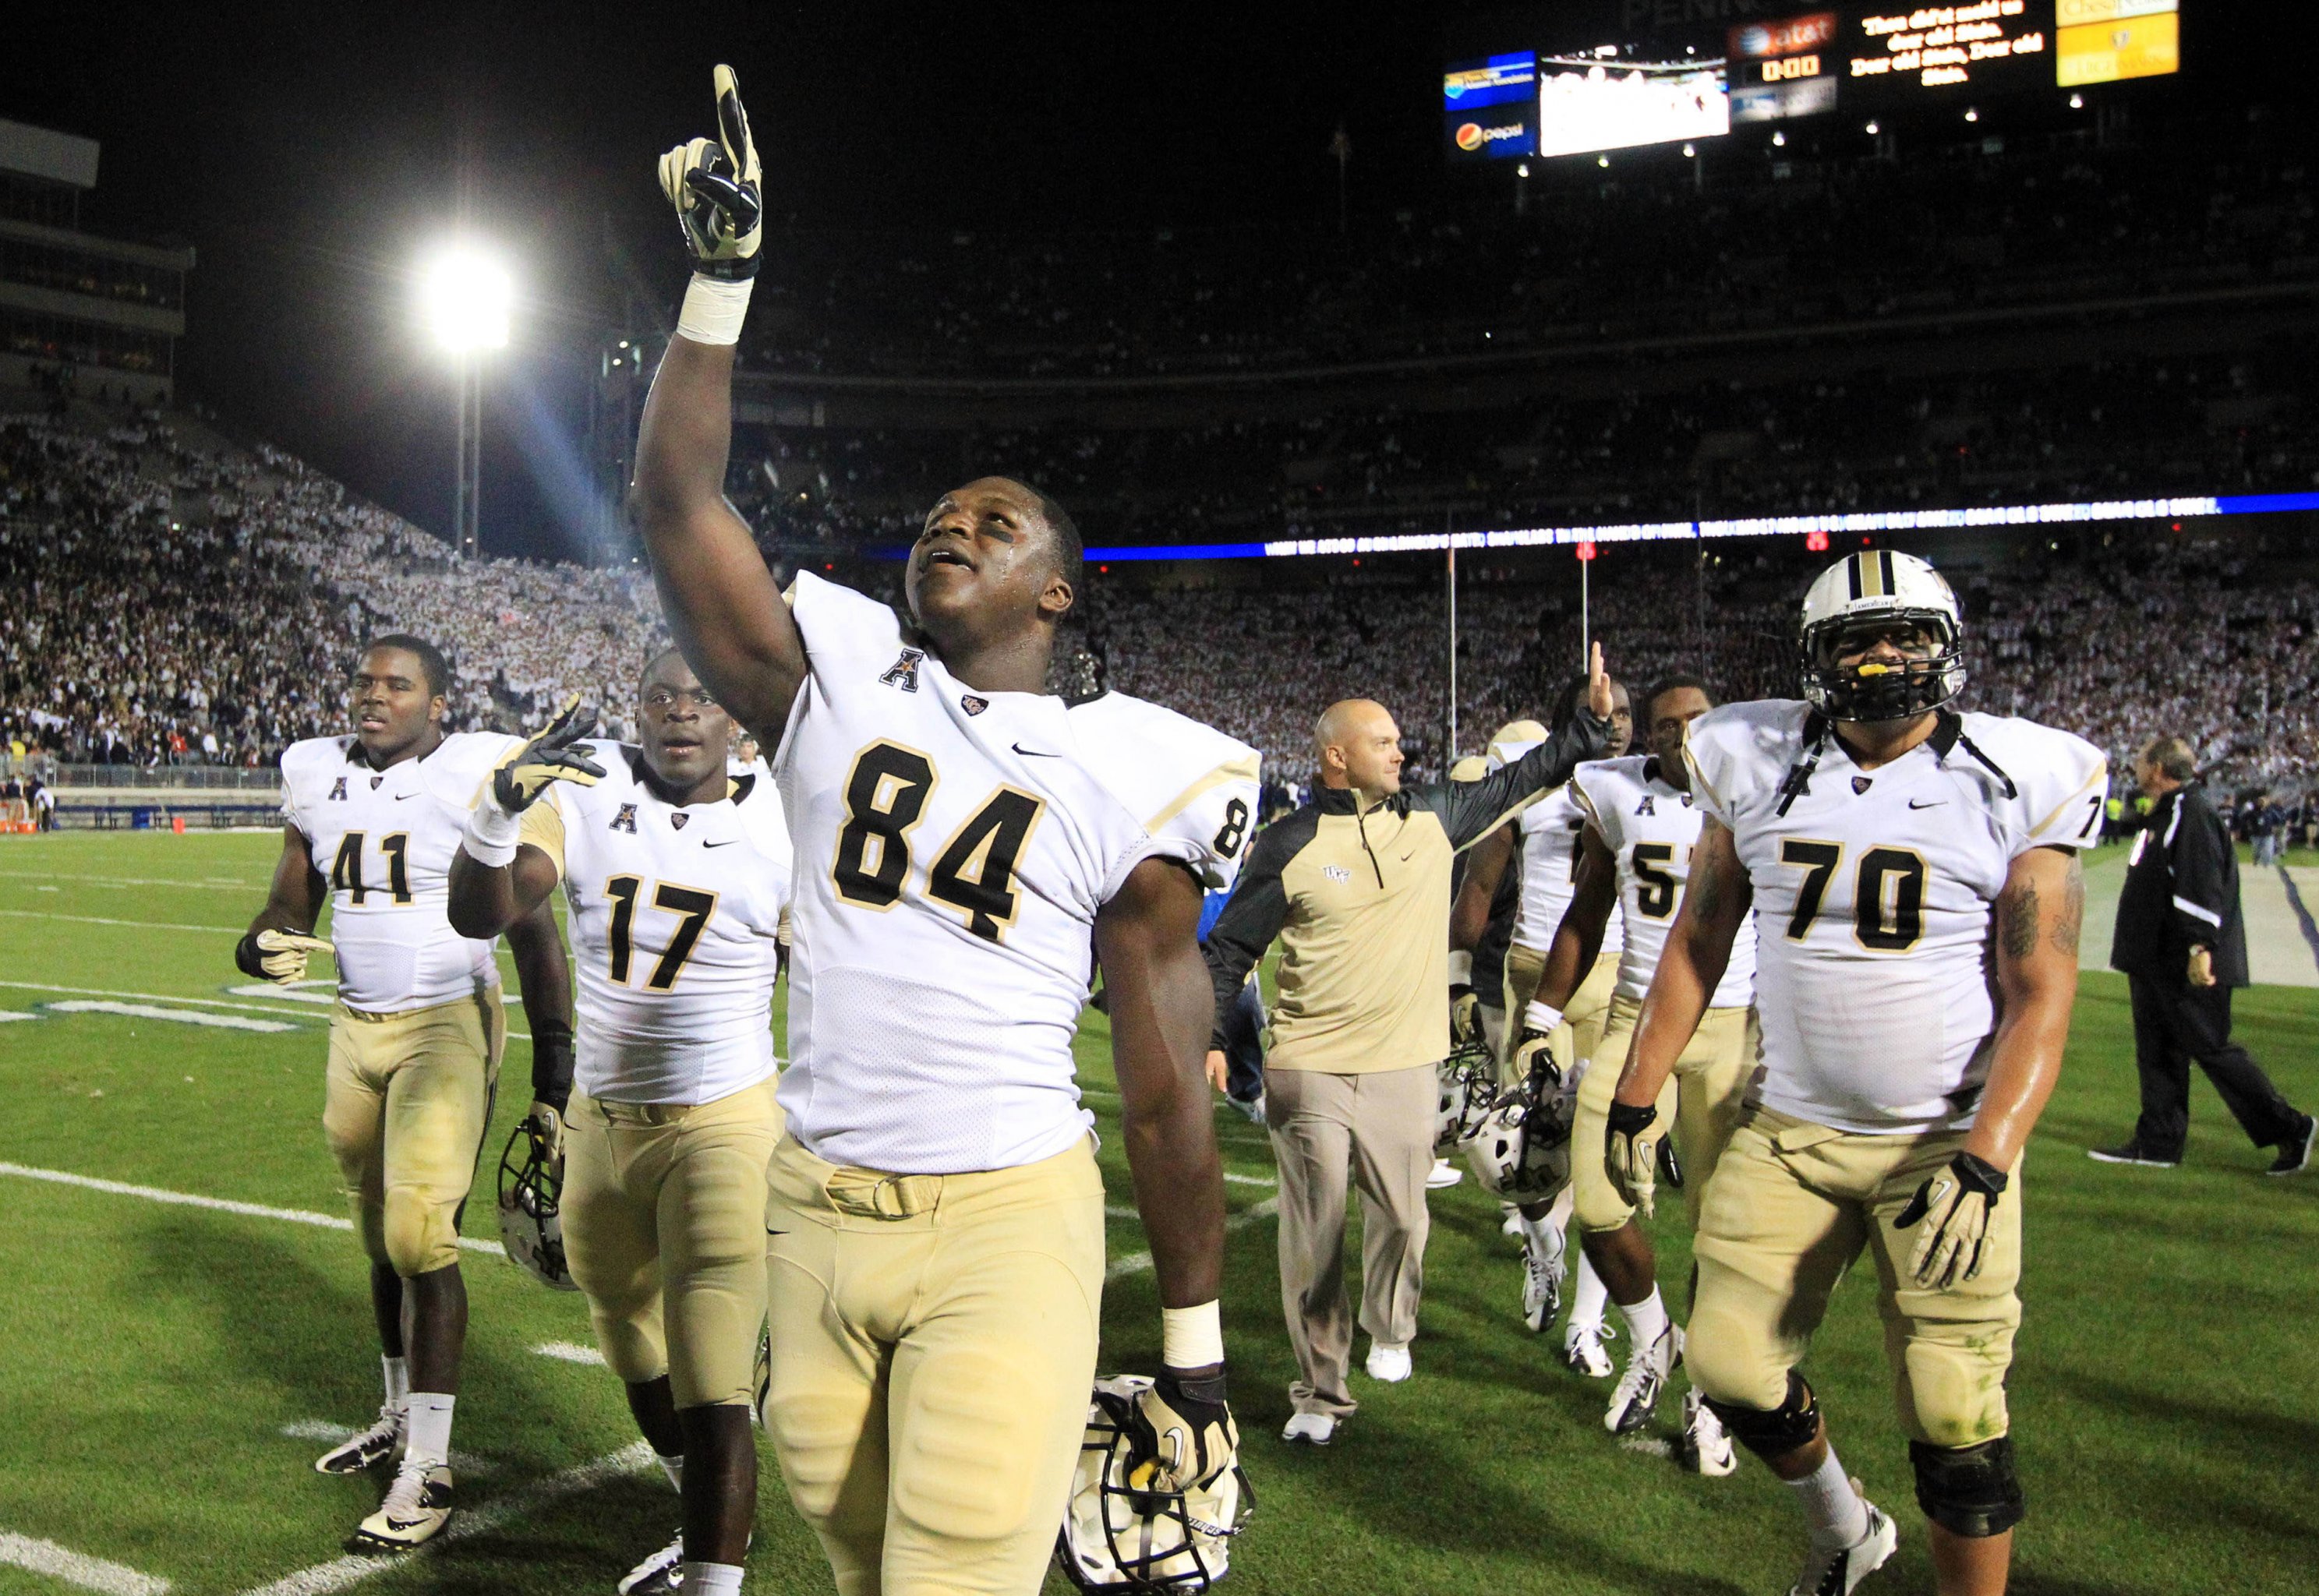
[
  {"xmin": 1787, "ymin": 1495, "xmax": 1897, "ymax": 1596},
  {"xmin": 1563, "ymin": 1320, "xmax": 1616, "ymax": 1379},
  {"xmin": 618, "ymin": 1531, "xmax": 685, "ymax": 1595},
  {"xmin": 1281, "ymin": 1412, "xmax": 1336, "ymax": 1446},
  {"xmin": 1521, "ymin": 1233, "xmax": 1567, "ymax": 1334},
  {"xmin": 315, "ymin": 1404, "xmax": 403, "ymax": 1474},
  {"xmin": 1606, "ymin": 1323, "xmax": 1682, "ymax": 1435},
  {"xmin": 1678, "ymin": 1389, "xmax": 1735, "ymax": 1478},
  {"xmin": 348, "ymin": 1459, "xmax": 454, "ymax": 1552}
]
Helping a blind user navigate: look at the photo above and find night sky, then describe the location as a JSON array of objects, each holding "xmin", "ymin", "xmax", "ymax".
[{"xmin": 1, "ymin": 2, "xmax": 2292, "ymax": 563}]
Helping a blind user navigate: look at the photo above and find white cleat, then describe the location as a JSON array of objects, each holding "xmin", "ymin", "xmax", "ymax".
[
  {"xmin": 1678, "ymin": 1389, "xmax": 1735, "ymax": 1477},
  {"xmin": 348, "ymin": 1459, "xmax": 453, "ymax": 1552},
  {"xmin": 1562, "ymin": 1319, "xmax": 1616, "ymax": 1379},
  {"xmin": 1426, "ymin": 1156, "xmax": 1463, "ymax": 1189},
  {"xmin": 315, "ymin": 1404, "xmax": 404, "ymax": 1475},
  {"xmin": 1520, "ymin": 1230, "xmax": 1567, "ymax": 1333},
  {"xmin": 617, "ymin": 1531, "xmax": 686, "ymax": 1595},
  {"xmin": 1605, "ymin": 1324, "xmax": 1682, "ymax": 1435},
  {"xmin": 1281, "ymin": 1411, "xmax": 1338, "ymax": 1446},
  {"xmin": 1364, "ymin": 1341, "xmax": 1413, "ymax": 1382},
  {"xmin": 1788, "ymin": 1495, "xmax": 1897, "ymax": 1595}
]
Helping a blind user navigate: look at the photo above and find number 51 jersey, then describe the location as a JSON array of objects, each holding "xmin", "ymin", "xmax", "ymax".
[
  {"xmin": 1685, "ymin": 701, "xmax": 2105, "ymax": 1136},
  {"xmin": 773, "ymin": 574, "xmax": 1159, "ymax": 1176}
]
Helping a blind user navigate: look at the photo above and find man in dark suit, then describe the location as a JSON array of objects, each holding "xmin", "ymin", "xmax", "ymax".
[{"xmin": 2095, "ymin": 736, "xmax": 2316, "ymax": 1174}]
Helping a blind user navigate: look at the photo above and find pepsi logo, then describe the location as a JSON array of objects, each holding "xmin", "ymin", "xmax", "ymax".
[{"xmin": 1456, "ymin": 122, "xmax": 1485, "ymax": 150}]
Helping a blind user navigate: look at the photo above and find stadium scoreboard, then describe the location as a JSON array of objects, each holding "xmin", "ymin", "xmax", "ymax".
[{"xmin": 1445, "ymin": 0, "xmax": 2179, "ymax": 161}]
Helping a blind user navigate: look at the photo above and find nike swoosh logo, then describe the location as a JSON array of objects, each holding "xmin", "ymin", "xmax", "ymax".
[
  {"xmin": 1013, "ymin": 743, "xmax": 1060, "ymax": 757},
  {"xmin": 704, "ymin": 839, "xmax": 738, "ymax": 848},
  {"xmin": 1907, "ymin": 799, "xmax": 1945, "ymax": 810},
  {"xmin": 765, "ymin": 1227, "xmax": 787, "ymax": 1237},
  {"xmin": 393, "ymin": 793, "xmax": 417, "ymax": 801}
]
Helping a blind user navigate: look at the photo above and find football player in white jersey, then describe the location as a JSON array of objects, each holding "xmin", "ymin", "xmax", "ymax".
[
  {"xmin": 448, "ymin": 649, "xmax": 793, "ymax": 1596},
  {"xmin": 1510, "ymin": 676, "xmax": 1759, "ymax": 1471},
  {"xmin": 630, "ymin": 69, "xmax": 1235, "ymax": 1596},
  {"xmin": 1611, "ymin": 551, "xmax": 2103, "ymax": 1596},
  {"xmin": 236, "ymin": 636, "xmax": 570, "ymax": 1552}
]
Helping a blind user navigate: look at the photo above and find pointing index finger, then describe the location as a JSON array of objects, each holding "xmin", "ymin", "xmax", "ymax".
[{"xmin": 712, "ymin": 63, "xmax": 757, "ymax": 182}]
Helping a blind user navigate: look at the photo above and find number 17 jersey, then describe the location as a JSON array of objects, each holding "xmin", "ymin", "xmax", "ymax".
[{"xmin": 773, "ymin": 574, "xmax": 1158, "ymax": 1176}]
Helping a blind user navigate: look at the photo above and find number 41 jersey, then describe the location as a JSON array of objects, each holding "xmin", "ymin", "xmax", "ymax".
[
  {"xmin": 1685, "ymin": 701, "xmax": 2105, "ymax": 1136},
  {"xmin": 774, "ymin": 574, "xmax": 1160, "ymax": 1175}
]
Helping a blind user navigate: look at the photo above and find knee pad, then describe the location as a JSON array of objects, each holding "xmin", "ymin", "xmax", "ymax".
[
  {"xmin": 382, "ymin": 1190, "xmax": 461, "ymax": 1277},
  {"xmin": 1911, "ymin": 1436, "xmax": 2024, "ymax": 1538},
  {"xmin": 1703, "ymin": 1372, "xmax": 1821, "ymax": 1460}
]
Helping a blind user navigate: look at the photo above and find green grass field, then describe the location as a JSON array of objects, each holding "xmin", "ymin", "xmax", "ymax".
[{"xmin": 2, "ymin": 831, "xmax": 2315, "ymax": 1596}]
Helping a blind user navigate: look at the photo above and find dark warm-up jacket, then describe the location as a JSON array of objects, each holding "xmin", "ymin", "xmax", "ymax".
[
  {"xmin": 2111, "ymin": 783, "xmax": 2250, "ymax": 988},
  {"xmin": 1203, "ymin": 711, "xmax": 1612, "ymax": 1075}
]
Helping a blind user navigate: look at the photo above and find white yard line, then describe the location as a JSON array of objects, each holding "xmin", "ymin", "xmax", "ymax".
[
  {"xmin": 232, "ymin": 1442, "xmax": 654, "ymax": 1596},
  {"xmin": 44, "ymin": 1001, "xmax": 299, "ymax": 1034},
  {"xmin": 0, "ymin": 870, "xmax": 265, "ymax": 892},
  {"xmin": 0, "ymin": 907, "xmax": 241, "ymax": 934},
  {"xmin": 0, "ymin": 1011, "xmax": 37, "ymax": 1022},
  {"xmin": 0, "ymin": 1531, "xmax": 170, "ymax": 1596},
  {"xmin": 1106, "ymin": 1198, "xmax": 1278, "ymax": 1281},
  {"xmin": 0, "ymin": 980, "xmax": 327, "ymax": 1019},
  {"xmin": 530, "ymin": 1342, "xmax": 608, "ymax": 1367},
  {"xmin": 1222, "ymin": 1171, "xmax": 1275, "ymax": 1187},
  {"xmin": 0, "ymin": 1163, "xmax": 507, "ymax": 1258}
]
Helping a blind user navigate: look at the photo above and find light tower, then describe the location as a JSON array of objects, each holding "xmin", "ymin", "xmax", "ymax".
[{"xmin": 421, "ymin": 245, "xmax": 511, "ymax": 557}]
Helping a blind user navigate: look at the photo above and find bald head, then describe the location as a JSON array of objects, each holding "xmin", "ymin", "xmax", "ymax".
[{"xmin": 1315, "ymin": 698, "xmax": 1404, "ymax": 796}]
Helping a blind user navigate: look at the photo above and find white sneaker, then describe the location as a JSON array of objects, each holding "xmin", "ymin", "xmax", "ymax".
[
  {"xmin": 1520, "ymin": 1229, "xmax": 1567, "ymax": 1333},
  {"xmin": 1364, "ymin": 1342, "xmax": 1412, "ymax": 1382},
  {"xmin": 617, "ymin": 1531, "xmax": 685, "ymax": 1595},
  {"xmin": 1562, "ymin": 1319, "xmax": 1615, "ymax": 1379},
  {"xmin": 349, "ymin": 1458, "xmax": 454, "ymax": 1552},
  {"xmin": 1679, "ymin": 1389, "xmax": 1735, "ymax": 1477},
  {"xmin": 1426, "ymin": 1157, "xmax": 1463, "ymax": 1189},
  {"xmin": 1788, "ymin": 1496, "xmax": 1897, "ymax": 1595},
  {"xmin": 1281, "ymin": 1412, "xmax": 1337, "ymax": 1446},
  {"xmin": 1605, "ymin": 1323, "xmax": 1682, "ymax": 1435},
  {"xmin": 315, "ymin": 1404, "xmax": 404, "ymax": 1474}
]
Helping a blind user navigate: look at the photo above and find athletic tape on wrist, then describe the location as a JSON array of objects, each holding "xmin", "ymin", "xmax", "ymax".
[
  {"xmin": 1447, "ymin": 950, "xmax": 1473, "ymax": 984},
  {"xmin": 1524, "ymin": 1000, "xmax": 1564, "ymax": 1035},
  {"xmin": 677, "ymin": 274, "xmax": 755, "ymax": 346},
  {"xmin": 461, "ymin": 802, "xmax": 521, "ymax": 868},
  {"xmin": 1161, "ymin": 1301, "xmax": 1225, "ymax": 1370}
]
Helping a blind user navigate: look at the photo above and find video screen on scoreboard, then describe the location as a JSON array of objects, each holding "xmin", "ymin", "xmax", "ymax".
[{"xmin": 1535, "ymin": 47, "xmax": 1730, "ymax": 157}]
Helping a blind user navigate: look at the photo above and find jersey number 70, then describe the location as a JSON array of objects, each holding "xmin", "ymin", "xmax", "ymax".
[{"xmin": 831, "ymin": 740, "xmax": 1049, "ymax": 944}]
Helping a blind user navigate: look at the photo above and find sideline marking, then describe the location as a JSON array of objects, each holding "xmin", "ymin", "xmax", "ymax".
[
  {"xmin": 0, "ymin": 1011, "xmax": 37, "ymax": 1023},
  {"xmin": 0, "ymin": 869, "xmax": 264, "ymax": 892},
  {"xmin": 45, "ymin": 1001, "xmax": 299, "ymax": 1034},
  {"xmin": 531, "ymin": 1342, "xmax": 607, "ymax": 1367},
  {"xmin": 1106, "ymin": 1198, "xmax": 1278, "ymax": 1281},
  {"xmin": 0, "ymin": 1531, "xmax": 170, "ymax": 1596},
  {"xmin": 0, "ymin": 980, "xmax": 325, "ymax": 1019},
  {"xmin": 0, "ymin": 908, "xmax": 239, "ymax": 934},
  {"xmin": 232, "ymin": 1442, "xmax": 653, "ymax": 1596},
  {"xmin": 0, "ymin": 1163, "xmax": 507, "ymax": 1258}
]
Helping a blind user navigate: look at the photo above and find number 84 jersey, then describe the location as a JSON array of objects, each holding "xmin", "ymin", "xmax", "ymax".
[
  {"xmin": 773, "ymin": 574, "xmax": 1159, "ymax": 1176},
  {"xmin": 1684, "ymin": 700, "xmax": 2105, "ymax": 1136}
]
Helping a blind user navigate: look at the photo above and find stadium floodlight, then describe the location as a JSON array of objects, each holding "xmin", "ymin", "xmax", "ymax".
[{"xmin": 422, "ymin": 245, "xmax": 512, "ymax": 354}]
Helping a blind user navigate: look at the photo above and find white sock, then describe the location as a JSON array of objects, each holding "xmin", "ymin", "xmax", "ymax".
[
  {"xmin": 381, "ymin": 1355, "xmax": 409, "ymax": 1411},
  {"xmin": 658, "ymin": 1452, "xmax": 685, "ymax": 1493},
  {"xmin": 684, "ymin": 1561, "xmax": 745, "ymax": 1596},
  {"xmin": 405, "ymin": 1393, "xmax": 455, "ymax": 1468},
  {"xmin": 1519, "ymin": 1210, "xmax": 1564, "ymax": 1255},
  {"xmin": 1617, "ymin": 1286, "xmax": 1668, "ymax": 1351},
  {"xmin": 1568, "ymin": 1253, "xmax": 1610, "ymax": 1332},
  {"xmin": 1789, "ymin": 1448, "xmax": 1871, "ymax": 1548}
]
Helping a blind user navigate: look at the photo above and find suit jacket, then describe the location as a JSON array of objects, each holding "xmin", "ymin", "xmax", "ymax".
[{"xmin": 2110, "ymin": 784, "xmax": 2249, "ymax": 987}]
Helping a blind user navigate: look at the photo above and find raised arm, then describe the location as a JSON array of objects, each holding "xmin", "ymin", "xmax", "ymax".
[
  {"xmin": 630, "ymin": 67, "xmax": 808, "ymax": 744},
  {"xmin": 1433, "ymin": 643, "xmax": 1615, "ymax": 849},
  {"xmin": 447, "ymin": 840, "xmax": 561, "ymax": 941}
]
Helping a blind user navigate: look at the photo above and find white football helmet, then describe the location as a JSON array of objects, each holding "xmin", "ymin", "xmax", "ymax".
[
  {"xmin": 1057, "ymin": 1377, "xmax": 1253, "ymax": 1593},
  {"xmin": 1462, "ymin": 1051, "xmax": 1585, "ymax": 1204},
  {"xmin": 1486, "ymin": 719, "xmax": 1548, "ymax": 772},
  {"xmin": 496, "ymin": 1120, "xmax": 579, "ymax": 1291},
  {"xmin": 1798, "ymin": 549, "xmax": 1966, "ymax": 722},
  {"xmin": 1435, "ymin": 1040, "xmax": 1501, "ymax": 1154}
]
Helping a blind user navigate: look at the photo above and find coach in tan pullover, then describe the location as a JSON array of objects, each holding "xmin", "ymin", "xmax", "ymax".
[{"xmin": 1204, "ymin": 666, "xmax": 1611, "ymax": 1432}]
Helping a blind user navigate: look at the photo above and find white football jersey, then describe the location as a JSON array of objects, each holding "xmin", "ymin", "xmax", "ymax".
[
  {"xmin": 281, "ymin": 731, "xmax": 521, "ymax": 1013},
  {"xmin": 522, "ymin": 743, "xmax": 794, "ymax": 1106},
  {"xmin": 774, "ymin": 574, "xmax": 1158, "ymax": 1174},
  {"xmin": 1066, "ymin": 690, "xmax": 1260, "ymax": 892},
  {"xmin": 1686, "ymin": 701, "xmax": 2106, "ymax": 1135},
  {"xmin": 1572, "ymin": 755, "xmax": 1757, "ymax": 1009},
  {"xmin": 1511, "ymin": 780, "xmax": 1625, "ymax": 957}
]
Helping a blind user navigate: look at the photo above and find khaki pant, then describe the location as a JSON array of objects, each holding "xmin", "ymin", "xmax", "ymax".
[
  {"xmin": 1504, "ymin": 944, "xmax": 1621, "ymax": 1086},
  {"xmin": 1572, "ymin": 997, "xmax": 1758, "ymax": 1234},
  {"xmin": 1266, "ymin": 1061, "xmax": 1434, "ymax": 1418},
  {"xmin": 322, "ymin": 988, "xmax": 504, "ymax": 1277},
  {"xmin": 1687, "ymin": 1108, "xmax": 2023, "ymax": 1449},
  {"xmin": 563, "ymin": 1078, "xmax": 783, "ymax": 1409},
  {"xmin": 762, "ymin": 1133, "xmax": 1105, "ymax": 1596}
]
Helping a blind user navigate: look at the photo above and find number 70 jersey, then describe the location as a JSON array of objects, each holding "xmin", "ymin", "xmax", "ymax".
[
  {"xmin": 1684, "ymin": 699, "xmax": 2105, "ymax": 1137},
  {"xmin": 772, "ymin": 574, "xmax": 1160, "ymax": 1177}
]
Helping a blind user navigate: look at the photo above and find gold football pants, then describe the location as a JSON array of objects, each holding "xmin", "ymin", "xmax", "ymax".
[
  {"xmin": 762, "ymin": 1132, "xmax": 1105, "ymax": 1596},
  {"xmin": 1686, "ymin": 1107, "xmax": 2023, "ymax": 1449},
  {"xmin": 1502, "ymin": 944, "xmax": 1621, "ymax": 1086},
  {"xmin": 1571, "ymin": 995, "xmax": 1757, "ymax": 1234},
  {"xmin": 322, "ymin": 987, "xmax": 505, "ymax": 1278},
  {"xmin": 561, "ymin": 1077, "xmax": 783, "ymax": 1409}
]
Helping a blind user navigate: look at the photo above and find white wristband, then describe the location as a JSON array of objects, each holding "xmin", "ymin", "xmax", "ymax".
[
  {"xmin": 1447, "ymin": 950, "xmax": 1473, "ymax": 985},
  {"xmin": 676, "ymin": 274, "xmax": 755, "ymax": 346},
  {"xmin": 1161, "ymin": 1301, "xmax": 1225, "ymax": 1370},
  {"xmin": 1524, "ymin": 1000, "xmax": 1565, "ymax": 1036},
  {"xmin": 461, "ymin": 800, "xmax": 521, "ymax": 868}
]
